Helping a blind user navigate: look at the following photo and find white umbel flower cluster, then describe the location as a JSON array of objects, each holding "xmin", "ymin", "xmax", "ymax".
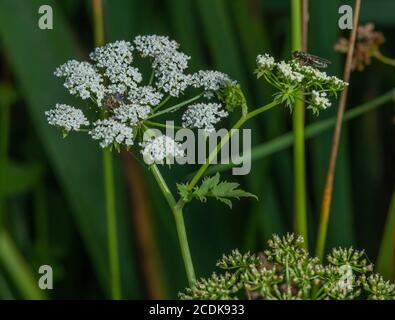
[
  {"xmin": 134, "ymin": 35, "xmax": 191, "ymax": 97},
  {"xmin": 54, "ymin": 60, "xmax": 105, "ymax": 105},
  {"xmin": 310, "ymin": 90, "xmax": 331, "ymax": 114},
  {"xmin": 50, "ymin": 34, "xmax": 236, "ymax": 152},
  {"xmin": 277, "ymin": 61, "xmax": 304, "ymax": 83},
  {"xmin": 336, "ymin": 265, "xmax": 354, "ymax": 291},
  {"xmin": 45, "ymin": 104, "xmax": 89, "ymax": 132},
  {"xmin": 141, "ymin": 135, "xmax": 184, "ymax": 164},
  {"xmin": 182, "ymin": 103, "xmax": 228, "ymax": 133},
  {"xmin": 90, "ymin": 40, "xmax": 142, "ymax": 95},
  {"xmin": 191, "ymin": 70, "xmax": 236, "ymax": 92},
  {"xmin": 128, "ymin": 85, "xmax": 163, "ymax": 107},
  {"xmin": 113, "ymin": 104, "xmax": 151, "ymax": 125},
  {"xmin": 89, "ymin": 119, "xmax": 134, "ymax": 148},
  {"xmin": 256, "ymin": 53, "xmax": 275, "ymax": 70}
]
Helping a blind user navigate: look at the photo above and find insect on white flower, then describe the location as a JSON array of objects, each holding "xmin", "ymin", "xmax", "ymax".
[
  {"xmin": 182, "ymin": 103, "xmax": 228, "ymax": 133},
  {"xmin": 45, "ymin": 103, "xmax": 89, "ymax": 132}
]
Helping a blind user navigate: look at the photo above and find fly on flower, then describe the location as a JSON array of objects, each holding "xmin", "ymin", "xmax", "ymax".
[
  {"xmin": 104, "ymin": 93, "xmax": 128, "ymax": 110},
  {"xmin": 292, "ymin": 51, "xmax": 331, "ymax": 69}
]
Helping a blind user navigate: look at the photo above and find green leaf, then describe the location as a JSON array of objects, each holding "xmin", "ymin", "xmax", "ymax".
[
  {"xmin": 210, "ymin": 180, "xmax": 258, "ymax": 209},
  {"xmin": 376, "ymin": 189, "xmax": 395, "ymax": 281},
  {"xmin": 0, "ymin": 160, "xmax": 42, "ymax": 197},
  {"xmin": 192, "ymin": 173, "xmax": 257, "ymax": 209},
  {"xmin": 0, "ymin": 0, "xmax": 141, "ymax": 298},
  {"xmin": 176, "ymin": 183, "xmax": 192, "ymax": 202},
  {"xmin": 193, "ymin": 173, "xmax": 220, "ymax": 202}
]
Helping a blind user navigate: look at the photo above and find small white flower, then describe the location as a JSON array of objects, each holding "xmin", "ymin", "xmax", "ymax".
[
  {"xmin": 310, "ymin": 90, "xmax": 331, "ymax": 114},
  {"xmin": 256, "ymin": 53, "xmax": 275, "ymax": 70},
  {"xmin": 128, "ymin": 86, "xmax": 163, "ymax": 107},
  {"xmin": 134, "ymin": 35, "xmax": 191, "ymax": 97},
  {"xmin": 191, "ymin": 70, "xmax": 236, "ymax": 92},
  {"xmin": 133, "ymin": 35, "xmax": 179, "ymax": 57},
  {"xmin": 336, "ymin": 264, "xmax": 354, "ymax": 291},
  {"xmin": 182, "ymin": 103, "xmax": 228, "ymax": 133},
  {"xmin": 277, "ymin": 61, "xmax": 304, "ymax": 83},
  {"xmin": 46, "ymin": 104, "xmax": 89, "ymax": 132},
  {"xmin": 113, "ymin": 104, "xmax": 151, "ymax": 125},
  {"xmin": 54, "ymin": 60, "xmax": 105, "ymax": 105},
  {"xmin": 140, "ymin": 135, "xmax": 184, "ymax": 164},
  {"xmin": 89, "ymin": 118, "xmax": 134, "ymax": 148},
  {"xmin": 90, "ymin": 40, "xmax": 142, "ymax": 94}
]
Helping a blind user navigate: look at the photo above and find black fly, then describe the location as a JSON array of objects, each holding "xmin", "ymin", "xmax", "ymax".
[{"xmin": 292, "ymin": 51, "xmax": 331, "ymax": 69}]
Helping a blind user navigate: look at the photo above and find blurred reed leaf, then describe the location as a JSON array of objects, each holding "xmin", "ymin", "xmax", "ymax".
[
  {"xmin": 0, "ymin": 231, "xmax": 46, "ymax": 299},
  {"xmin": 376, "ymin": 189, "xmax": 395, "ymax": 280},
  {"xmin": 0, "ymin": 160, "xmax": 42, "ymax": 197},
  {"xmin": 0, "ymin": 0, "xmax": 140, "ymax": 298}
]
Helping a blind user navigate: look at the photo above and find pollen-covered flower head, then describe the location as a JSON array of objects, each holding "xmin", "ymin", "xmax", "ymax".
[
  {"xmin": 182, "ymin": 102, "xmax": 228, "ymax": 133},
  {"xmin": 140, "ymin": 135, "xmax": 184, "ymax": 164},
  {"xmin": 45, "ymin": 104, "xmax": 89, "ymax": 132}
]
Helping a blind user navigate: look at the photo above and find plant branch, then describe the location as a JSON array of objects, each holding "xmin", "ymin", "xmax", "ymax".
[
  {"xmin": 149, "ymin": 164, "xmax": 196, "ymax": 285},
  {"xmin": 147, "ymin": 94, "xmax": 203, "ymax": 120},
  {"xmin": 316, "ymin": 0, "xmax": 361, "ymax": 260},
  {"xmin": 185, "ymin": 101, "xmax": 279, "ymax": 195},
  {"xmin": 291, "ymin": 0, "xmax": 308, "ymax": 248}
]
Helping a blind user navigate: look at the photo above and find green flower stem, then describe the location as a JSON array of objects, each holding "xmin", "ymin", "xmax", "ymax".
[
  {"xmin": 92, "ymin": 0, "xmax": 121, "ymax": 299},
  {"xmin": 187, "ymin": 101, "xmax": 279, "ymax": 192},
  {"xmin": 147, "ymin": 94, "xmax": 203, "ymax": 120},
  {"xmin": 373, "ymin": 50, "xmax": 395, "ymax": 67},
  {"xmin": 152, "ymin": 95, "xmax": 171, "ymax": 113},
  {"xmin": 291, "ymin": 0, "xmax": 308, "ymax": 248},
  {"xmin": 102, "ymin": 149, "xmax": 121, "ymax": 299},
  {"xmin": 143, "ymin": 120, "xmax": 183, "ymax": 129},
  {"xmin": 149, "ymin": 164, "xmax": 196, "ymax": 285}
]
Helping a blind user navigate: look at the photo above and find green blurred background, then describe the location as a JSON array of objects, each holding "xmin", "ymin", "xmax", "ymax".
[{"xmin": 0, "ymin": 0, "xmax": 394, "ymax": 299}]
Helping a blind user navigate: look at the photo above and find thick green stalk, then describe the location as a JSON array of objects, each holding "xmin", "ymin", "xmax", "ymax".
[
  {"xmin": 149, "ymin": 164, "xmax": 196, "ymax": 285},
  {"xmin": 92, "ymin": 0, "xmax": 121, "ymax": 299},
  {"xmin": 291, "ymin": 0, "xmax": 308, "ymax": 247},
  {"xmin": 376, "ymin": 189, "xmax": 395, "ymax": 280}
]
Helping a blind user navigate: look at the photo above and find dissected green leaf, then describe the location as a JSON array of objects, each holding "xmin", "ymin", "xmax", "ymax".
[
  {"xmin": 176, "ymin": 183, "xmax": 192, "ymax": 202},
  {"xmin": 178, "ymin": 173, "xmax": 257, "ymax": 209}
]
